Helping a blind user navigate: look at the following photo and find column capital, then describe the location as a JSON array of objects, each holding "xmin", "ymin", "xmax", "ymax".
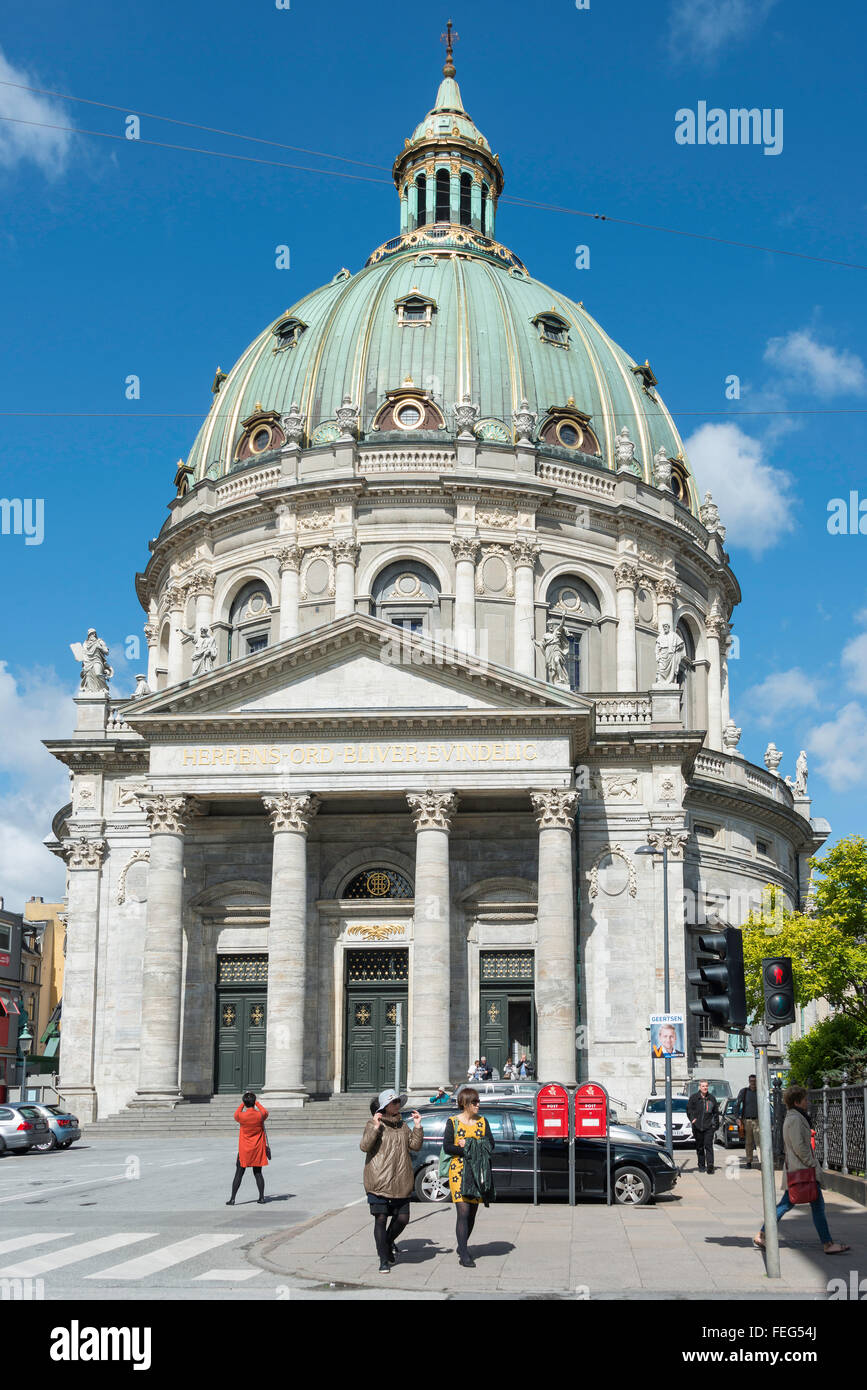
[
  {"xmin": 185, "ymin": 569, "xmax": 215, "ymax": 598},
  {"xmin": 613, "ymin": 560, "xmax": 641, "ymax": 591},
  {"xmin": 136, "ymin": 793, "xmax": 199, "ymax": 835},
  {"xmin": 61, "ymin": 835, "xmax": 107, "ymax": 870},
  {"xmin": 451, "ymin": 536, "xmax": 480, "ymax": 564},
  {"xmin": 143, "ymin": 621, "xmax": 159, "ymax": 645},
  {"xmin": 653, "ymin": 575, "xmax": 679, "ymax": 603},
  {"xmin": 330, "ymin": 538, "xmax": 360, "ymax": 564},
  {"xmin": 705, "ymin": 613, "xmax": 727, "ymax": 641},
  {"xmin": 510, "ymin": 537, "xmax": 540, "ymax": 568},
  {"xmin": 407, "ymin": 790, "xmax": 459, "ymax": 832},
  {"xmin": 275, "ymin": 543, "xmax": 302, "ymax": 573},
  {"xmin": 530, "ymin": 789, "xmax": 579, "ymax": 831},
  {"xmin": 165, "ymin": 582, "xmax": 186, "ymax": 610},
  {"xmin": 263, "ymin": 792, "xmax": 321, "ymax": 834},
  {"xmin": 645, "ymin": 828, "xmax": 690, "ymax": 857}
]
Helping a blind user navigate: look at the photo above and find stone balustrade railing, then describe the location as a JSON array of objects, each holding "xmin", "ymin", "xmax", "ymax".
[
  {"xmin": 356, "ymin": 449, "xmax": 456, "ymax": 473},
  {"xmin": 592, "ymin": 695, "xmax": 653, "ymax": 726},
  {"xmin": 692, "ymin": 748, "xmax": 799, "ymax": 812},
  {"xmin": 537, "ymin": 461, "xmax": 617, "ymax": 496},
  {"xmin": 214, "ymin": 465, "xmax": 283, "ymax": 503}
]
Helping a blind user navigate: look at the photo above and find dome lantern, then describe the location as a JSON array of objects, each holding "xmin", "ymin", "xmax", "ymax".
[{"xmin": 392, "ymin": 28, "xmax": 504, "ymax": 241}]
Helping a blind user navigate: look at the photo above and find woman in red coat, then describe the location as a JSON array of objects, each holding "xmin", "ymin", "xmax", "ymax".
[{"xmin": 227, "ymin": 1091, "xmax": 269, "ymax": 1205}]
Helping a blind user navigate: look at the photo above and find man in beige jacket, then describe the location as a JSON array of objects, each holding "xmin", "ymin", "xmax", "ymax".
[
  {"xmin": 754, "ymin": 1085, "xmax": 849, "ymax": 1254},
  {"xmin": 360, "ymin": 1089, "xmax": 424, "ymax": 1272}
]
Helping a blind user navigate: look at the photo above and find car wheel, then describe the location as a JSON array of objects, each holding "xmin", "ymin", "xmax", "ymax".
[
  {"xmin": 33, "ymin": 1133, "xmax": 57, "ymax": 1153},
  {"xmin": 613, "ymin": 1166, "xmax": 652, "ymax": 1205},
  {"xmin": 414, "ymin": 1165, "xmax": 450, "ymax": 1203}
]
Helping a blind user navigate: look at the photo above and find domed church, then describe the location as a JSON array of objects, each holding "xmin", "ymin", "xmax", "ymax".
[{"xmin": 47, "ymin": 42, "xmax": 827, "ymax": 1121}]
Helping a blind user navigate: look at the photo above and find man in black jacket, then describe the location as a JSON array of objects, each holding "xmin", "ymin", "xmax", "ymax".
[
  {"xmin": 687, "ymin": 1080, "xmax": 720, "ymax": 1173},
  {"xmin": 736, "ymin": 1074, "xmax": 760, "ymax": 1168}
]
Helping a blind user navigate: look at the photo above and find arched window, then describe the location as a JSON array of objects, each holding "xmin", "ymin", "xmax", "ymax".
[
  {"xmin": 228, "ymin": 580, "xmax": 273, "ymax": 661},
  {"xmin": 372, "ymin": 560, "xmax": 441, "ymax": 633},
  {"xmin": 414, "ymin": 173, "xmax": 427, "ymax": 228},
  {"xmin": 460, "ymin": 172, "xmax": 472, "ymax": 226},
  {"xmin": 481, "ymin": 183, "xmax": 490, "ymax": 235},
  {"xmin": 545, "ymin": 575, "xmax": 602, "ymax": 692},
  {"xmin": 343, "ymin": 867, "xmax": 414, "ymax": 899},
  {"xmin": 677, "ymin": 618, "xmax": 697, "ymax": 727},
  {"xmin": 435, "ymin": 169, "xmax": 450, "ymax": 223}
]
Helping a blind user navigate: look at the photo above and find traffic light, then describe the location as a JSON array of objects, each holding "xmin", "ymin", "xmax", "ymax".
[
  {"xmin": 687, "ymin": 927, "xmax": 747, "ymax": 1031},
  {"xmin": 762, "ymin": 956, "xmax": 795, "ymax": 1030}
]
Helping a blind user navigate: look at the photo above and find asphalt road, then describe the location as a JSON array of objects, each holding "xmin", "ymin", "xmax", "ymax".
[{"xmin": 0, "ymin": 1135, "xmax": 374, "ymax": 1301}]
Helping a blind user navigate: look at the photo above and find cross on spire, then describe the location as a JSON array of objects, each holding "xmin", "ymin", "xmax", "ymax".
[{"xmin": 441, "ymin": 18, "xmax": 459, "ymax": 77}]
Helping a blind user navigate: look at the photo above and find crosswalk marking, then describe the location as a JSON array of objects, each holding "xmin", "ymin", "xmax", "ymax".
[
  {"xmin": 87, "ymin": 1233, "xmax": 236, "ymax": 1280},
  {"xmin": 0, "ymin": 1233, "xmax": 155, "ymax": 1278},
  {"xmin": 298, "ymin": 1160, "xmax": 322, "ymax": 1166},
  {"xmin": 0, "ymin": 1233, "xmax": 73, "ymax": 1257},
  {"xmin": 193, "ymin": 1268, "xmax": 261, "ymax": 1281}
]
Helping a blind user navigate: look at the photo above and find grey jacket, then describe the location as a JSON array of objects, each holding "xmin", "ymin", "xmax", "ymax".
[{"xmin": 782, "ymin": 1106, "xmax": 817, "ymax": 1172}]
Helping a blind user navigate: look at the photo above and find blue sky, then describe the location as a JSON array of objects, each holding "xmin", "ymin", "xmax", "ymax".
[{"xmin": 0, "ymin": 0, "xmax": 865, "ymax": 907}]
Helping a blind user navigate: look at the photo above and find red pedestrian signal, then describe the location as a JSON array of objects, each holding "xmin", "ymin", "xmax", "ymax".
[{"xmin": 762, "ymin": 956, "xmax": 795, "ymax": 1029}]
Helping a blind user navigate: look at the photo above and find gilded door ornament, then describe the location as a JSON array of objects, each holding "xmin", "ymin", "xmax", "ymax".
[
  {"xmin": 487, "ymin": 1002, "xmax": 500, "ymax": 1023},
  {"xmin": 355, "ymin": 1004, "xmax": 372, "ymax": 1026},
  {"xmin": 250, "ymin": 1004, "xmax": 265, "ymax": 1027},
  {"xmin": 386, "ymin": 1004, "xmax": 398, "ymax": 1025},
  {"xmin": 222, "ymin": 1005, "xmax": 237, "ymax": 1027},
  {"xmin": 366, "ymin": 870, "xmax": 391, "ymax": 896},
  {"xmin": 346, "ymin": 925, "xmax": 404, "ymax": 941}
]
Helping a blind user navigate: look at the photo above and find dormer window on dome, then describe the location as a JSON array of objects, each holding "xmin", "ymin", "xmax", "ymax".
[
  {"xmin": 272, "ymin": 316, "xmax": 307, "ymax": 351},
  {"xmin": 372, "ymin": 380, "xmax": 445, "ymax": 433},
  {"xmin": 533, "ymin": 312, "xmax": 570, "ymax": 349},
  {"xmin": 235, "ymin": 408, "xmax": 286, "ymax": 463},
  {"xmin": 670, "ymin": 458, "xmax": 690, "ymax": 505},
  {"xmin": 395, "ymin": 291, "xmax": 436, "ymax": 327},
  {"xmin": 538, "ymin": 403, "xmax": 601, "ymax": 457},
  {"xmin": 632, "ymin": 360, "xmax": 658, "ymax": 395}
]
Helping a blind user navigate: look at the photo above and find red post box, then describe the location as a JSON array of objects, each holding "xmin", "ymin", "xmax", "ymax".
[
  {"xmin": 574, "ymin": 1082, "xmax": 608, "ymax": 1138},
  {"xmin": 536, "ymin": 1082, "xmax": 570, "ymax": 1138}
]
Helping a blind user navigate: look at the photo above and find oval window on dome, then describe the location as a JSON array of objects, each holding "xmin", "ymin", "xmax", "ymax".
[
  {"xmin": 671, "ymin": 462, "xmax": 690, "ymax": 504},
  {"xmin": 396, "ymin": 403, "xmax": 422, "ymax": 429},
  {"xmin": 556, "ymin": 421, "xmax": 583, "ymax": 449},
  {"xmin": 251, "ymin": 426, "xmax": 273, "ymax": 453}
]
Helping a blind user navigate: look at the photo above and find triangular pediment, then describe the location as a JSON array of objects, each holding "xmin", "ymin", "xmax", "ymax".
[{"xmin": 127, "ymin": 614, "xmax": 591, "ymax": 724}]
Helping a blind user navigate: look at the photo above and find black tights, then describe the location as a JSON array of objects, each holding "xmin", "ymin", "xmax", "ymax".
[
  {"xmin": 231, "ymin": 1159, "xmax": 264, "ymax": 1200},
  {"xmin": 455, "ymin": 1201, "xmax": 478, "ymax": 1259},
  {"xmin": 372, "ymin": 1209, "xmax": 410, "ymax": 1263}
]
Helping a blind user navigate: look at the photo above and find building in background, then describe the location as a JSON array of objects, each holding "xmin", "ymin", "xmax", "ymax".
[
  {"xmin": 24, "ymin": 898, "xmax": 66, "ymax": 1064},
  {"xmin": 0, "ymin": 899, "xmax": 43, "ymax": 1097}
]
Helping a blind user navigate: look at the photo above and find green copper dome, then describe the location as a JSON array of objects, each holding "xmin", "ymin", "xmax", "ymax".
[{"xmin": 183, "ymin": 56, "xmax": 696, "ymax": 512}]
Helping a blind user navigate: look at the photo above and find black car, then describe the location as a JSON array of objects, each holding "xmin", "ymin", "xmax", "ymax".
[
  {"xmin": 715, "ymin": 1097, "xmax": 745, "ymax": 1149},
  {"xmin": 405, "ymin": 1105, "xmax": 679, "ymax": 1206}
]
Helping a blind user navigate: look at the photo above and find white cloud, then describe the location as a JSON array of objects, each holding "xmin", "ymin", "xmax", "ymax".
[
  {"xmin": 683, "ymin": 422, "xmax": 797, "ymax": 556},
  {"xmin": 764, "ymin": 329, "xmax": 867, "ymax": 399},
  {"xmin": 0, "ymin": 48, "xmax": 73, "ymax": 177},
  {"xmin": 0, "ymin": 663, "xmax": 74, "ymax": 911},
  {"xmin": 668, "ymin": 0, "xmax": 779, "ymax": 62},
  {"xmin": 807, "ymin": 701, "xmax": 867, "ymax": 792},
  {"xmin": 739, "ymin": 667, "xmax": 822, "ymax": 728},
  {"xmin": 841, "ymin": 631, "xmax": 867, "ymax": 694}
]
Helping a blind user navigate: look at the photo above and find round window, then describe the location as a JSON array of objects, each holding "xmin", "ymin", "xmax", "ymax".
[
  {"xmin": 557, "ymin": 421, "xmax": 583, "ymax": 449},
  {"xmin": 396, "ymin": 403, "xmax": 422, "ymax": 429},
  {"xmin": 251, "ymin": 426, "xmax": 272, "ymax": 453},
  {"xmin": 396, "ymin": 573, "xmax": 421, "ymax": 596},
  {"xmin": 558, "ymin": 586, "xmax": 581, "ymax": 611}
]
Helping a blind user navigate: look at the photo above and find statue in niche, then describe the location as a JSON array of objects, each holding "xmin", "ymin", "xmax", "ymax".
[
  {"xmin": 534, "ymin": 612, "xmax": 570, "ymax": 688},
  {"xmin": 180, "ymin": 624, "xmax": 218, "ymax": 678},
  {"xmin": 653, "ymin": 621, "xmax": 685, "ymax": 687}
]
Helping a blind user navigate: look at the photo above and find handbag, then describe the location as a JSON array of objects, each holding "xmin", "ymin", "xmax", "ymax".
[
  {"xmin": 263, "ymin": 1127, "xmax": 272, "ymax": 1161},
  {"xmin": 786, "ymin": 1167, "xmax": 819, "ymax": 1204},
  {"xmin": 437, "ymin": 1147, "xmax": 451, "ymax": 1180}
]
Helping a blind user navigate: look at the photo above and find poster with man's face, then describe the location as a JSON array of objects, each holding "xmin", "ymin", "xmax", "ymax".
[{"xmin": 650, "ymin": 1013, "xmax": 685, "ymax": 1057}]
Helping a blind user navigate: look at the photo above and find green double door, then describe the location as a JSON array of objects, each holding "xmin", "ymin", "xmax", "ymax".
[
  {"xmin": 215, "ymin": 991, "xmax": 267, "ymax": 1094},
  {"xmin": 345, "ymin": 989, "xmax": 408, "ymax": 1092}
]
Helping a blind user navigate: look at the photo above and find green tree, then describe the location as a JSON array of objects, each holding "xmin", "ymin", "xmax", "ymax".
[
  {"xmin": 810, "ymin": 835, "xmax": 867, "ymax": 937},
  {"xmin": 785, "ymin": 1015, "xmax": 867, "ymax": 1086}
]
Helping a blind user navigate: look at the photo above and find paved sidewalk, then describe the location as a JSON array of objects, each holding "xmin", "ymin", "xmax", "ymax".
[{"xmin": 250, "ymin": 1162, "xmax": 864, "ymax": 1297}]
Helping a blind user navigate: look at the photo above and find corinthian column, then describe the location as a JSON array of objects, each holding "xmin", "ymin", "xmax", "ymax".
[
  {"xmin": 530, "ymin": 789, "xmax": 579, "ymax": 1084},
  {"xmin": 407, "ymin": 790, "xmax": 458, "ymax": 1090},
  {"xmin": 614, "ymin": 561, "xmax": 640, "ymax": 691},
  {"xmin": 189, "ymin": 571, "xmax": 215, "ymax": 631},
  {"xmin": 451, "ymin": 538, "xmax": 479, "ymax": 655},
  {"xmin": 166, "ymin": 584, "xmax": 186, "ymax": 687},
  {"xmin": 705, "ymin": 610, "xmax": 727, "ymax": 752},
  {"xmin": 133, "ymin": 795, "xmax": 198, "ymax": 1106},
  {"xmin": 276, "ymin": 545, "xmax": 302, "ymax": 641},
  {"xmin": 332, "ymin": 539, "xmax": 360, "ymax": 619},
  {"xmin": 262, "ymin": 793, "xmax": 320, "ymax": 1106},
  {"xmin": 57, "ymin": 835, "xmax": 107, "ymax": 1123},
  {"xmin": 511, "ymin": 538, "xmax": 539, "ymax": 677},
  {"xmin": 653, "ymin": 574, "xmax": 678, "ymax": 633},
  {"xmin": 144, "ymin": 621, "xmax": 158, "ymax": 689}
]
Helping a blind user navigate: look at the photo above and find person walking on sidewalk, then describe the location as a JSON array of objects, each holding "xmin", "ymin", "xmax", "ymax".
[
  {"xmin": 737, "ymin": 1074, "xmax": 761, "ymax": 1168},
  {"xmin": 227, "ymin": 1091, "xmax": 268, "ymax": 1205},
  {"xmin": 360, "ymin": 1089, "xmax": 423, "ymax": 1273},
  {"xmin": 753, "ymin": 1085, "xmax": 849, "ymax": 1255},
  {"xmin": 443, "ymin": 1087, "xmax": 496, "ymax": 1268},
  {"xmin": 687, "ymin": 1080, "xmax": 719, "ymax": 1174}
]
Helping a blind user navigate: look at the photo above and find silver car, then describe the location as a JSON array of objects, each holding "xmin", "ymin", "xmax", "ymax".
[
  {"xmin": 5, "ymin": 1100, "xmax": 80, "ymax": 1151},
  {"xmin": 0, "ymin": 1102, "xmax": 49, "ymax": 1154}
]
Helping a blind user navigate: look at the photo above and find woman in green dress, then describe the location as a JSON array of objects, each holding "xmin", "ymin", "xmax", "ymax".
[{"xmin": 442, "ymin": 1087, "xmax": 495, "ymax": 1268}]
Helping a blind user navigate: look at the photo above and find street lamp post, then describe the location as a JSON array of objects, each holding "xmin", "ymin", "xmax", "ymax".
[
  {"xmin": 17, "ymin": 1013, "xmax": 33, "ymax": 1102},
  {"xmin": 636, "ymin": 842, "xmax": 673, "ymax": 1157}
]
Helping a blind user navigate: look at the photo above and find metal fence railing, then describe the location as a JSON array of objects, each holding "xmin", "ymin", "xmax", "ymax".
[{"xmin": 807, "ymin": 1075, "xmax": 867, "ymax": 1176}]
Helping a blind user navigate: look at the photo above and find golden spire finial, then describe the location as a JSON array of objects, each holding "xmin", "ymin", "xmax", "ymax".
[{"xmin": 441, "ymin": 18, "xmax": 458, "ymax": 77}]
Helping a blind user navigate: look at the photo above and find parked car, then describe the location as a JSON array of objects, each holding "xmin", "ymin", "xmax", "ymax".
[
  {"xmin": 638, "ymin": 1096, "xmax": 696, "ymax": 1146},
  {"xmin": 0, "ymin": 1102, "xmax": 50, "ymax": 1154},
  {"xmin": 451, "ymin": 1081, "xmax": 541, "ymax": 1103},
  {"xmin": 683, "ymin": 1079, "xmax": 733, "ymax": 1104},
  {"xmin": 405, "ymin": 1104, "xmax": 678, "ymax": 1206},
  {"xmin": 4, "ymin": 1100, "xmax": 80, "ymax": 1151},
  {"xmin": 715, "ymin": 1097, "xmax": 744, "ymax": 1149}
]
